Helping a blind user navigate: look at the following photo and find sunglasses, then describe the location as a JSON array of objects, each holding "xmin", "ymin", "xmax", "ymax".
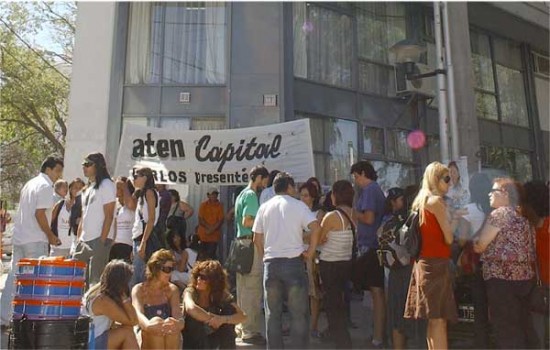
[
  {"xmin": 442, "ymin": 175, "xmax": 451, "ymax": 184},
  {"xmin": 160, "ymin": 265, "xmax": 175, "ymax": 273},
  {"xmin": 197, "ymin": 274, "xmax": 210, "ymax": 281},
  {"xmin": 133, "ymin": 174, "xmax": 144, "ymax": 180},
  {"xmin": 82, "ymin": 162, "xmax": 94, "ymax": 168}
]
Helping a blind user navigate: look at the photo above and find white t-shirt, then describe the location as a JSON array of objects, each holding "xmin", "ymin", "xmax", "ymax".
[
  {"xmin": 54, "ymin": 201, "xmax": 73, "ymax": 249},
  {"xmin": 13, "ymin": 173, "xmax": 54, "ymax": 245},
  {"xmin": 253, "ymin": 194, "xmax": 317, "ymax": 260},
  {"xmin": 80, "ymin": 179, "xmax": 116, "ymax": 242},
  {"xmin": 462, "ymin": 203, "xmax": 486, "ymax": 236},
  {"xmin": 115, "ymin": 205, "xmax": 135, "ymax": 246},
  {"xmin": 131, "ymin": 191, "xmax": 160, "ymax": 240}
]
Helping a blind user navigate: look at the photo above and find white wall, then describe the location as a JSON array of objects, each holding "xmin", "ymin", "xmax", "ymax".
[{"xmin": 64, "ymin": 2, "xmax": 117, "ymax": 182}]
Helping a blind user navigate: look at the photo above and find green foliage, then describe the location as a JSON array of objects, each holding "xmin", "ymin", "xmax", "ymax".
[{"xmin": 0, "ymin": 2, "xmax": 75, "ymax": 205}]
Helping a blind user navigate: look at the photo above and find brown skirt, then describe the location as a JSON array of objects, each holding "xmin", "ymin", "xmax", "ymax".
[{"xmin": 404, "ymin": 258, "xmax": 458, "ymax": 323}]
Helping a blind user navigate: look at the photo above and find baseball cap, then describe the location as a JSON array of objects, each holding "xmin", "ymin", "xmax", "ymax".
[
  {"xmin": 387, "ymin": 187, "xmax": 404, "ymax": 200},
  {"xmin": 207, "ymin": 187, "xmax": 219, "ymax": 195}
]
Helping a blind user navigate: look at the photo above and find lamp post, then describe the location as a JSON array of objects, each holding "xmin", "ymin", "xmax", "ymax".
[{"xmin": 389, "ymin": 3, "xmax": 452, "ymax": 165}]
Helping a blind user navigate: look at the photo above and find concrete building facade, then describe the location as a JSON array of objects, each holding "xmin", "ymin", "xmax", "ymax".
[{"xmin": 65, "ymin": 2, "xmax": 550, "ymax": 212}]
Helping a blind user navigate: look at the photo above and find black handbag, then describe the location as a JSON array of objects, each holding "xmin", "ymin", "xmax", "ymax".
[{"xmin": 224, "ymin": 238, "xmax": 255, "ymax": 274}]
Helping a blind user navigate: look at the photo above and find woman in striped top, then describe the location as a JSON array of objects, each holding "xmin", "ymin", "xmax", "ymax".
[{"xmin": 318, "ymin": 180, "xmax": 355, "ymax": 349}]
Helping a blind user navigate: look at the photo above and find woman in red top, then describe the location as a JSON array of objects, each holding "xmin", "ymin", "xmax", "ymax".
[
  {"xmin": 404, "ymin": 162, "xmax": 458, "ymax": 350},
  {"xmin": 524, "ymin": 180, "xmax": 549, "ymax": 348}
]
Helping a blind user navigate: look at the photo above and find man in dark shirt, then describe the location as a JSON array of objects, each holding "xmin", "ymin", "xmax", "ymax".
[{"xmin": 351, "ymin": 161, "xmax": 387, "ymax": 348}]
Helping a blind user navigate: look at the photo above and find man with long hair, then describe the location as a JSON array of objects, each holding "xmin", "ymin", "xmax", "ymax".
[
  {"xmin": 74, "ymin": 152, "xmax": 116, "ymax": 285},
  {"xmin": 0, "ymin": 155, "xmax": 64, "ymax": 327}
]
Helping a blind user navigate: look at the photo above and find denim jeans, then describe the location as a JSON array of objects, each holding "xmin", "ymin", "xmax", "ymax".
[
  {"xmin": 263, "ymin": 256, "xmax": 309, "ymax": 349},
  {"xmin": 0, "ymin": 242, "xmax": 48, "ymax": 324},
  {"xmin": 131, "ymin": 240, "xmax": 146, "ymax": 288}
]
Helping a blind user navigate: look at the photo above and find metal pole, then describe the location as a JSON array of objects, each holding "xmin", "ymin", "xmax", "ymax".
[
  {"xmin": 443, "ymin": 2, "xmax": 460, "ymax": 161},
  {"xmin": 434, "ymin": 2, "xmax": 449, "ymax": 165}
]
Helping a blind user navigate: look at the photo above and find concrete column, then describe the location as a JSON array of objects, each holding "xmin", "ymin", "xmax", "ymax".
[
  {"xmin": 228, "ymin": 3, "xmax": 283, "ymax": 128},
  {"xmin": 446, "ymin": 3, "xmax": 480, "ymax": 173},
  {"xmin": 64, "ymin": 2, "xmax": 117, "ymax": 181}
]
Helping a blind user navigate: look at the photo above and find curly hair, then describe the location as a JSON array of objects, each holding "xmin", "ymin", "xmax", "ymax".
[
  {"xmin": 189, "ymin": 260, "xmax": 230, "ymax": 306},
  {"xmin": 146, "ymin": 249, "xmax": 175, "ymax": 280}
]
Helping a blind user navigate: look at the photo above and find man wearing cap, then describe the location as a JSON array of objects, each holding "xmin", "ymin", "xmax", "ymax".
[
  {"xmin": 197, "ymin": 187, "xmax": 225, "ymax": 260},
  {"xmin": 0, "ymin": 155, "xmax": 64, "ymax": 327}
]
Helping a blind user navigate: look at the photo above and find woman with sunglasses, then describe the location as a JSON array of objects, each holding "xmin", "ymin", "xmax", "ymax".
[
  {"xmin": 132, "ymin": 249, "xmax": 184, "ymax": 349},
  {"xmin": 130, "ymin": 167, "xmax": 160, "ymax": 286},
  {"xmin": 473, "ymin": 178, "xmax": 537, "ymax": 348},
  {"xmin": 182, "ymin": 260, "xmax": 246, "ymax": 349},
  {"xmin": 404, "ymin": 162, "xmax": 459, "ymax": 350}
]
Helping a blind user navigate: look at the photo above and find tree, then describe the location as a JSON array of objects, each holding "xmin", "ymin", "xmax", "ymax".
[{"xmin": 0, "ymin": 2, "xmax": 76, "ymax": 205}]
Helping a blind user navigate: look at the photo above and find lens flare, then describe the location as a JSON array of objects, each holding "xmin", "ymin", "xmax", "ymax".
[{"xmin": 407, "ymin": 130, "xmax": 426, "ymax": 150}]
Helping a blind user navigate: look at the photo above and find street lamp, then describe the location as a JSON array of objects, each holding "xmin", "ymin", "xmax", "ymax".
[
  {"xmin": 389, "ymin": 39, "xmax": 446, "ymax": 81},
  {"xmin": 389, "ymin": 3, "xmax": 451, "ymax": 164}
]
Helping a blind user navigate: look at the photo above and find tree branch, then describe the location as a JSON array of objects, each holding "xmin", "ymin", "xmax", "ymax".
[
  {"xmin": 0, "ymin": 17, "xmax": 70, "ymax": 81},
  {"xmin": 28, "ymin": 103, "xmax": 64, "ymax": 154},
  {"xmin": 41, "ymin": 2, "xmax": 76, "ymax": 33}
]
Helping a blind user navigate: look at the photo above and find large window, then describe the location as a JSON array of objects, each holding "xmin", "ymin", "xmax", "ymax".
[
  {"xmin": 293, "ymin": 3, "xmax": 352, "ymax": 87},
  {"xmin": 479, "ymin": 145, "xmax": 532, "ymax": 182},
  {"xmin": 298, "ymin": 114, "xmax": 358, "ymax": 185},
  {"xmin": 470, "ymin": 30, "xmax": 529, "ymax": 127},
  {"xmin": 293, "ymin": 3, "xmax": 405, "ymax": 94},
  {"xmin": 363, "ymin": 126, "xmax": 418, "ymax": 190},
  {"xmin": 356, "ymin": 2, "xmax": 406, "ymax": 96},
  {"xmin": 125, "ymin": 2, "xmax": 226, "ymax": 85}
]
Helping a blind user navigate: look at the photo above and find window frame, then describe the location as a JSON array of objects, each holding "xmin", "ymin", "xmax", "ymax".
[
  {"xmin": 470, "ymin": 27, "xmax": 531, "ymax": 129},
  {"xmin": 123, "ymin": 2, "xmax": 229, "ymax": 88}
]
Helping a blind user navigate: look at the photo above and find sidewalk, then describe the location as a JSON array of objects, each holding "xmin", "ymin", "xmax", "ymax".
[{"xmin": 0, "ymin": 256, "xmax": 473, "ymax": 350}]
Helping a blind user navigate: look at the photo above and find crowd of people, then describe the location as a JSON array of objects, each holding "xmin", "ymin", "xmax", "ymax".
[{"xmin": 0, "ymin": 152, "xmax": 548, "ymax": 350}]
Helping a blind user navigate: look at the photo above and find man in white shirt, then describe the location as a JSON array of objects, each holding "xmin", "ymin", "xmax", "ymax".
[
  {"xmin": 253, "ymin": 172, "xmax": 321, "ymax": 349},
  {"xmin": 0, "ymin": 156, "xmax": 63, "ymax": 326},
  {"xmin": 73, "ymin": 152, "xmax": 116, "ymax": 286}
]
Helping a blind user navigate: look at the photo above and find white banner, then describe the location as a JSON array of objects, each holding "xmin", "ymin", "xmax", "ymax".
[{"xmin": 114, "ymin": 120, "xmax": 315, "ymax": 186}]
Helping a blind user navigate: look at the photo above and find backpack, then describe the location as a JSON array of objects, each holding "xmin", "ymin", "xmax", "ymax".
[
  {"xmin": 399, "ymin": 211, "xmax": 421, "ymax": 260},
  {"xmin": 376, "ymin": 213, "xmax": 410, "ymax": 269}
]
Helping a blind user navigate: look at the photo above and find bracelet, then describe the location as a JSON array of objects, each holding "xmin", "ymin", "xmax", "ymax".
[{"xmin": 122, "ymin": 297, "xmax": 132, "ymax": 304}]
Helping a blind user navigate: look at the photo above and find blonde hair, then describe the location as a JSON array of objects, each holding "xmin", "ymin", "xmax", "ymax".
[{"xmin": 411, "ymin": 162, "xmax": 449, "ymax": 224}]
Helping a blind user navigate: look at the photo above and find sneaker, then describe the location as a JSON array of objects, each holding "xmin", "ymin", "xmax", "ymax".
[
  {"xmin": 241, "ymin": 334, "xmax": 266, "ymax": 345},
  {"xmin": 310, "ymin": 330, "xmax": 322, "ymax": 338}
]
